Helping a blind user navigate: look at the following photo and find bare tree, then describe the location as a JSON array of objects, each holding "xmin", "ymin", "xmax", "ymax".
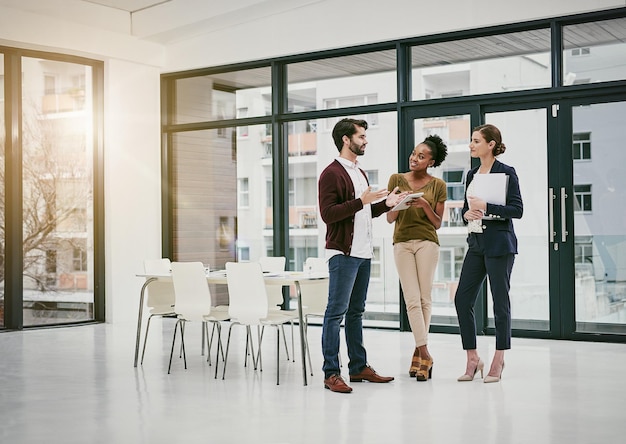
[{"xmin": 0, "ymin": 104, "xmax": 92, "ymax": 292}]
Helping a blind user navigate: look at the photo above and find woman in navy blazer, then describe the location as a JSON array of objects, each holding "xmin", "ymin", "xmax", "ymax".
[{"xmin": 454, "ymin": 124, "xmax": 523, "ymax": 383}]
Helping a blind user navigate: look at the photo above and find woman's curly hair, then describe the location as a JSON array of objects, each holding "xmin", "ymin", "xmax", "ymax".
[{"xmin": 422, "ymin": 134, "xmax": 448, "ymax": 167}]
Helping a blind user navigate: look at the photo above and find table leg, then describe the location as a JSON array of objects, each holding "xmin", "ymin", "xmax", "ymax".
[
  {"xmin": 295, "ymin": 281, "xmax": 308, "ymax": 386},
  {"xmin": 134, "ymin": 277, "xmax": 157, "ymax": 367}
]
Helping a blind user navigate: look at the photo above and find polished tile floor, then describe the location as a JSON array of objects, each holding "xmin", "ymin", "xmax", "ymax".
[{"xmin": 1, "ymin": 320, "xmax": 625, "ymax": 444}]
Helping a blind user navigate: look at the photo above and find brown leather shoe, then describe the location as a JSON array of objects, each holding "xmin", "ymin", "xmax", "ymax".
[
  {"xmin": 324, "ymin": 374, "xmax": 353, "ymax": 393},
  {"xmin": 349, "ymin": 365, "xmax": 394, "ymax": 383}
]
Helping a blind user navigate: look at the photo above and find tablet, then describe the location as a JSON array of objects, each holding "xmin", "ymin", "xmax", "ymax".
[{"xmin": 391, "ymin": 192, "xmax": 424, "ymax": 211}]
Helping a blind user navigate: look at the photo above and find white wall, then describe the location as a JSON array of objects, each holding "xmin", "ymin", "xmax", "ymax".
[
  {"xmin": 104, "ymin": 59, "xmax": 162, "ymax": 324},
  {"xmin": 0, "ymin": 0, "xmax": 623, "ymax": 324}
]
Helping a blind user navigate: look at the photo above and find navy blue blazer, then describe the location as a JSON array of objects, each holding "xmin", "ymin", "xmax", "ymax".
[{"xmin": 463, "ymin": 160, "xmax": 523, "ymax": 257}]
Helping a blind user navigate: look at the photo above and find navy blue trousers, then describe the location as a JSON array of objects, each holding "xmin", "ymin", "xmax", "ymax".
[{"xmin": 454, "ymin": 233, "xmax": 515, "ymax": 350}]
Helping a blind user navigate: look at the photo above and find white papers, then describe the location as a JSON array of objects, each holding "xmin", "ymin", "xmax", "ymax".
[
  {"xmin": 470, "ymin": 173, "xmax": 508, "ymax": 206},
  {"xmin": 391, "ymin": 192, "xmax": 424, "ymax": 211}
]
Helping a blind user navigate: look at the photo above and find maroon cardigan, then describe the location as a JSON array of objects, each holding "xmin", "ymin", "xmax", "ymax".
[{"xmin": 318, "ymin": 160, "xmax": 390, "ymax": 256}]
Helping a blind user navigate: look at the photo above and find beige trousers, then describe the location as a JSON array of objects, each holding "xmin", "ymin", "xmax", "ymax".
[{"xmin": 393, "ymin": 239, "xmax": 440, "ymax": 347}]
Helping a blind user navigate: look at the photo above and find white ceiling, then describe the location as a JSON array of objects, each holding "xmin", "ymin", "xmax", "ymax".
[
  {"xmin": 84, "ymin": 0, "xmax": 170, "ymax": 13},
  {"xmin": 0, "ymin": 0, "xmax": 323, "ymax": 44}
]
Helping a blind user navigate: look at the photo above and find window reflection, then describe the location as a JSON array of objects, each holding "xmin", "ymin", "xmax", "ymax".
[
  {"xmin": 171, "ymin": 124, "xmax": 276, "ymax": 298},
  {"xmin": 21, "ymin": 58, "xmax": 94, "ymax": 326},
  {"xmin": 287, "ymin": 50, "xmax": 396, "ymax": 113},
  {"xmin": 286, "ymin": 112, "xmax": 400, "ymax": 317},
  {"xmin": 563, "ymin": 17, "xmax": 626, "ymax": 85},
  {"xmin": 414, "ymin": 115, "xmax": 471, "ymax": 324},
  {"xmin": 411, "ymin": 29, "xmax": 551, "ymax": 99},
  {"xmin": 573, "ymin": 101, "xmax": 626, "ymax": 329},
  {"xmin": 486, "ymin": 109, "xmax": 550, "ymax": 328},
  {"xmin": 174, "ymin": 66, "xmax": 272, "ymax": 124}
]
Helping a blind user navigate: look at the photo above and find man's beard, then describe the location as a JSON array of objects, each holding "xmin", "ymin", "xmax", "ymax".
[{"xmin": 349, "ymin": 141, "xmax": 365, "ymax": 156}]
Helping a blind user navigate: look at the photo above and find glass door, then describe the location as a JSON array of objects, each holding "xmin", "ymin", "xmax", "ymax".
[
  {"xmin": 484, "ymin": 108, "xmax": 551, "ymax": 332},
  {"xmin": 406, "ymin": 104, "xmax": 553, "ymax": 334},
  {"xmin": 484, "ymin": 99, "xmax": 626, "ymax": 339},
  {"xmin": 404, "ymin": 107, "xmax": 476, "ymax": 329},
  {"xmin": 404, "ymin": 98, "xmax": 626, "ymax": 341},
  {"xmin": 564, "ymin": 99, "xmax": 626, "ymax": 337}
]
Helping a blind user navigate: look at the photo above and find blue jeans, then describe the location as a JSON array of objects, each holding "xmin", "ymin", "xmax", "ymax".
[{"xmin": 322, "ymin": 254, "xmax": 371, "ymax": 378}]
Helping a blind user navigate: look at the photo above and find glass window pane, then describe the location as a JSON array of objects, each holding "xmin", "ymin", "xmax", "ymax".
[
  {"xmin": 486, "ymin": 109, "xmax": 550, "ymax": 330},
  {"xmin": 286, "ymin": 50, "xmax": 397, "ymax": 113},
  {"xmin": 563, "ymin": 17, "xmax": 626, "ymax": 85},
  {"xmin": 411, "ymin": 29, "xmax": 551, "ymax": 100},
  {"xmin": 285, "ymin": 118, "xmax": 324, "ymax": 272},
  {"xmin": 172, "ymin": 124, "xmax": 272, "ymax": 304},
  {"xmin": 413, "ymin": 115, "xmax": 472, "ymax": 325},
  {"xmin": 21, "ymin": 58, "xmax": 94, "ymax": 326},
  {"xmin": 173, "ymin": 128, "xmax": 238, "ymax": 261},
  {"xmin": 173, "ymin": 66, "xmax": 272, "ymax": 124},
  {"xmin": 573, "ymin": 101, "xmax": 626, "ymax": 331},
  {"xmin": 238, "ymin": 178, "xmax": 249, "ymax": 208},
  {"xmin": 286, "ymin": 112, "xmax": 399, "ymax": 323},
  {"xmin": 173, "ymin": 128, "xmax": 232, "ymax": 306}
]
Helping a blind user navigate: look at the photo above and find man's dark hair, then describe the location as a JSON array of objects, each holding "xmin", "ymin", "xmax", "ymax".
[{"xmin": 331, "ymin": 118, "xmax": 368, "ymax": 151}]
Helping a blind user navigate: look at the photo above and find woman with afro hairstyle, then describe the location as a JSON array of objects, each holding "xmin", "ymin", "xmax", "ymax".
[{"xmin": 386, "ymin": 134, "xmax": 448, "ymax": 381}]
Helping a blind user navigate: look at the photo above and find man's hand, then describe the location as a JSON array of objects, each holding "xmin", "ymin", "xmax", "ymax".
[
  {"xmin": 384, "ymin": 187, "xmax": 409, "ymax": 208},
  {"xmin": 360, "ymin": 186, "xmax": 390, "ymax": 205}
]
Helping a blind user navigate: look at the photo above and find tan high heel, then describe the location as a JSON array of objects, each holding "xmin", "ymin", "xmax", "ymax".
[
  {"xmin": 408, "ymin": 348, "xmax": 420, "ymax": 377},
  {"xmin": 484, "ymin": 362, "xmax": 505, "ymax": 383},
  {"xmin": 457, "ymin": 358, "xmax": 484, "ymax": 382},
  {"xmin": 416, "ymin": 355, "xmax": 433, "ymax": 381}
]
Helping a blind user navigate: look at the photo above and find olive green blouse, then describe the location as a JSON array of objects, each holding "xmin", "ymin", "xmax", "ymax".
[{"xmin": 387, "ymin": 174, "xmax": 447, "ymax": 245}]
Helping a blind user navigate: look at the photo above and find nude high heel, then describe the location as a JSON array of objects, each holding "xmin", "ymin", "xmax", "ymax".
[
  {"xmin": 484, "ymin": 362, "xmax": 505, "ymax": 383},
  {"xmin": 457, "ymin": 358, "xmax": 484, "ymax": 382}
]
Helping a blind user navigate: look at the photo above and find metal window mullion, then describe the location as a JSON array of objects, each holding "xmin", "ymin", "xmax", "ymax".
[{"xmin": 4, "ymin": 51, "xmax": 24, "ymax": 329}]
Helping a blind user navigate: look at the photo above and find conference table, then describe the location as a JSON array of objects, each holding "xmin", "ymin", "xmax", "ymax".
[{"xmin": 134, "ymin": 269, "xmax": 329, "ymax": 386}]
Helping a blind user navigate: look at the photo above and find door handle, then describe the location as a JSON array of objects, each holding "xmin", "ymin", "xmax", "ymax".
[
  {"xmin": 560, "ymin": 187, "xmax": 568, "ymax": 242},
  {"xmin": 548, "ymin": 188, "xmax": 556, "ymax": 243}
]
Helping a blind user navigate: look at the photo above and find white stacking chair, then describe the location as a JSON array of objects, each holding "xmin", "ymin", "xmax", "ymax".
[
  {"xmin": 141, "ymin": 258, "xmax": 176, "ymax": 365},
  {"xmin": 222, "ymin": 261, "xmax": 298, "ymax": 385},
  {"xmin": 301, "ymin": 257, "xmax": 330, "ymax": 319},
  {"xmin": 300, "ymin": 257, "xmax": 332, "ymax": 375},
  {"xmin": 258, "ymin": 256, "xmax": 294, "ymax": 360},
  {"xmin": 259, "ymin": 256, "xmax": 287, "ymax": 308},
  {"xmin": 300, "ymin": 257, "xmax": 343, "ymax": 374},
  {"xmin": 168, "ymin": 262, "xmax": 230, "ymax": 375}
]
